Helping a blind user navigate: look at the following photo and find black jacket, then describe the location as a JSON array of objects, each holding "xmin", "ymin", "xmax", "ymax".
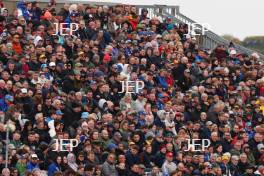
[
  {"xmin": 62, "ymin": 78, "xmax": 75, "ymax": 94},
  {"xmin": 77, "ymin": 27, "xmax": 90, "ymax": 40},
  {"xmin": 172, "ymin": 63, "xmax": 186, "ymax": 80},
  {"xmin": 177, "ymin": 75, "xmax": 192, "ymax": 92}
]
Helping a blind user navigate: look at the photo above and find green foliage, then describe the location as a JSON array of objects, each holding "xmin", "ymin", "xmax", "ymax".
[
  {"xmin": 222, "ymin": 34, "xmax": 264, "ymax": 55},
  {"xmin": 222, "ymin": 34, "xmax": 242, "ymax": 45},
  {"xmin": 242, "ymin": 36, "xmax": 264, "ymax": 55}
]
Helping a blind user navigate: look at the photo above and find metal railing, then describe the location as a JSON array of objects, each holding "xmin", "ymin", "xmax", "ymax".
[{"xmin": 150, "ymin": 5, "xmax": 264, "ymax": 59}]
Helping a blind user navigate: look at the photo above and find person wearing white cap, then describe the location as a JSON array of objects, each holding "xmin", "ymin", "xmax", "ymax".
[
  {"xmin": 230, "ymin": 49, "xmax": 237, "ymax": 55},
  {"xmin": 49, "ymin": 62, "xmax": 56, "ymax": 67},
  {"xmin": 21, "ymin": 88, "xmax": 27, "ymax": 94},
  {"xmin": 26, "ymin": 154, "xmax": 40, "ymax": 172}
]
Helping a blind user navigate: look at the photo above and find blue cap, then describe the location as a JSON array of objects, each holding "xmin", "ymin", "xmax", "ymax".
[
  {"xmin": 81, "ymin": 112, "xmax": 89, "ymax": 119},
  {"xmin": 80, "ymin": 135, "xmax": 87, "ymax": 142},
  {"xmin": 108, "ymin": 143, "xmax": 117, "ymax": 150},
  {"xmin": 94, "ymin": 71, "xmax": 104, "ymax": 77},
  {"xmin": 138, "ymin": 111, "xmax": 147, "ymax": 116},
  {"xmin": 41, "ymin": 64, "xmax": 47, "ymax": 69},
  {"xmin": 56, "ymin": 110, "xmax": 64, "ymax": 115},
  {"xmin": 5, "ymin": 94, "xmax": 14, "ymax": 102}
]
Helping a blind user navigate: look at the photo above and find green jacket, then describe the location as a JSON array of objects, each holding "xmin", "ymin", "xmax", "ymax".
[
  {"xmin": 247, "ymin": 152, "xmax": 256, "ymax": 166},
  {"xmin": 16, "ymin": 162, "xmax": 26, "ymax": 176}
]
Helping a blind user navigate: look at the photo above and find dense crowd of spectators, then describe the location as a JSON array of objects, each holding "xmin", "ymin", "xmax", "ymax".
[{"xmin": 0, "ymin": 0, "xmax": 263, "ymax": 176}]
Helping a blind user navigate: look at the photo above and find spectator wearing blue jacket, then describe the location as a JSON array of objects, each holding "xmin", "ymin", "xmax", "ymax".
[
  {"xmin": 48, "ymin": 156, "xmax": 62, "ymax": 176},
  {"xmin": 16, "ymin": 0, "xmax": 31, "ymax": 21},
  {"xmin": 26, "ymin": 154, "xmax": 40, "ymax": 172},
  {"xmin": 156, "ymin": 70, "xmax": 168, "ymax": 89},
  {"xmin": 124, "ymin": 40, "xmax": 133, "ymax": 58},
  {"xmin": 0, "ymin": 94, "xmax": 13, "ymax": 112},
  {"xmin": 64, "ymin": 12, "xmax": 79, "ymax": 28}
]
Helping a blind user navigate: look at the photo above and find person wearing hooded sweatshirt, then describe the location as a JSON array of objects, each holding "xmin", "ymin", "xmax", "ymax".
[
  {"xmin": 120, "ymin": 64, "xmax": 131, "ymax": 80},
  {"xmin": 34, "ymin": 35, "xmax": 43, "ymax": 47},
  {"xmin": 16, "ymin": 0, "xmax": 30, "ymax": 21},
  {"xmin": 98, "ymin": 98, "xmax": 108, "ymax": 113}
]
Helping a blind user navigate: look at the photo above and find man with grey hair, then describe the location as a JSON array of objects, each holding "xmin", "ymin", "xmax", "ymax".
[
  {"xmin": 209, "ymin": 153, "xmax": 219, "ymax": 167},
  {"xmin": 229, "ymin": 155, "xmax": 241, "ymax": 176},
  {"xmin": 238, "ymin": 153, "xmax": 250, "ymax": 174},
  {"xmin": 1, "ymin": 168, "xmax": 10, "ymax": 176}
]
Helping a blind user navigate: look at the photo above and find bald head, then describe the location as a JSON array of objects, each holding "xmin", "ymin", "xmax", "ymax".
[{"xmin": 181, "ymin": 57, "xmax": 188, "ymax": 64}]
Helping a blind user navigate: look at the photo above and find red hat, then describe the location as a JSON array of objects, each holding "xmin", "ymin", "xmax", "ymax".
[
  {"xmin": 159, "ymin": 46, "xmax": 165, "ymax": 52},
  {"xmin": 103, "ymin": 54, "xmax": 111, "ymax": 62},
  {"xmin": 166, "ymin": 152, "xmax": 173, "ymax": 157}
]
